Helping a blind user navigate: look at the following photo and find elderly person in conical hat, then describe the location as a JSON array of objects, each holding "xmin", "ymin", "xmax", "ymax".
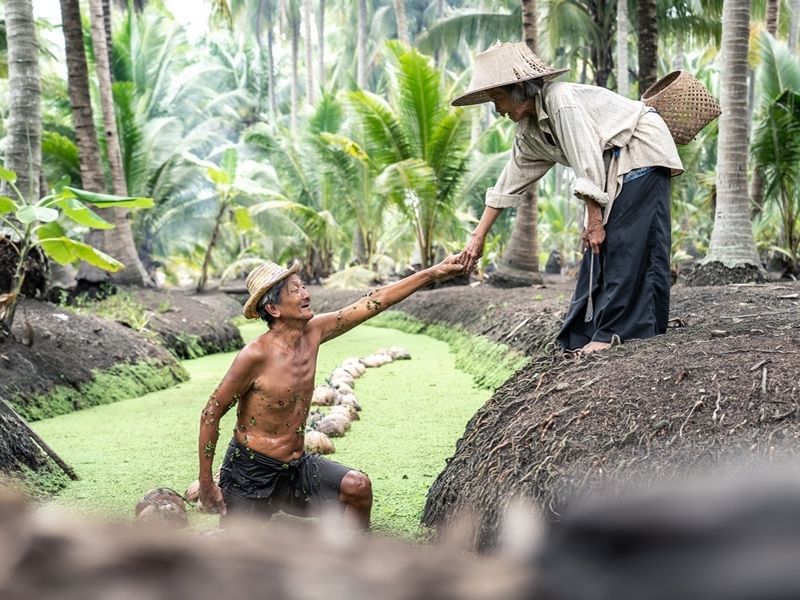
[
  {"xmin": 455, "ymin": 42, "xmax": 683, "ymax": 354},
  {"xmin": 196, "ymin": 255, "xmax": 464, "ymax": 528}
]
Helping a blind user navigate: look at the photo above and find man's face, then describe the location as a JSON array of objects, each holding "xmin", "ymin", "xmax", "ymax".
[
  {"xmin": 487, "ymin": 87, "xmax": 527, "ymax": 122},
  {"xmin": 277, "ymin": 274, "xmax": 313, "ymax": 321}
]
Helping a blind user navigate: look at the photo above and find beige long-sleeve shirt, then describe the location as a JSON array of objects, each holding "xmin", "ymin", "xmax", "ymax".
[{"xmin": 486, "ymin": 82, "xmax": 684, "ymax": 224}]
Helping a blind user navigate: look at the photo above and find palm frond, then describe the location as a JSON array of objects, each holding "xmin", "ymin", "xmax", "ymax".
[
  {"xmin": 41, "ymin": 130, "xmax": 81, "ymax": 186},
  {"xmin": 113, "ymin": 81, "xmax": 147, "ymax": 196},
  {"xmin": 385, "ymin": 41, "xmax": 445, "ymax": 161},
  {"xmin": 346, "ymin": 90, "xmax": 412, "ymax": 167},
  {"xmin": 758, "ymin": 32, "xmax": 800, "ymax": 103},
  {"xmin": 417, "ymin": 9, "xmax": 521, "ymax": 56}
]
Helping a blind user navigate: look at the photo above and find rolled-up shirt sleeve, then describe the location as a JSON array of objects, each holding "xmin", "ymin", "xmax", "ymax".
[
  {"xmin": 548, "ymin": 103, "xmax": 610, "ymax": 207},
  {"xmin": 486, "ymin": 137, "xmax": 554, "ymax": 209}
]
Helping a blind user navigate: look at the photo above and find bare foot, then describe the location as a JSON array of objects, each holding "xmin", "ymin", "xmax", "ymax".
[{"xmin": 581, "ymin": 341, "xmax": 611, "ymax": 354}]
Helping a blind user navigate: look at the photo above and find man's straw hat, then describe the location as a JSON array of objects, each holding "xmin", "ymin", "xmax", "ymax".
[
  {"xmin": 243, "ymin": 261, "xmax": 301, "ymax": 320},
  {"xmin": 451, "ymin": 41, "xmax": 569, "ymax": 107}
]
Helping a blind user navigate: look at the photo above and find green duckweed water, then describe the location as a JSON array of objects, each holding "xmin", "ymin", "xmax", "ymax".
[{"xmin": 32, "ymin": 322, "xmax": 490, "ymax": 539}]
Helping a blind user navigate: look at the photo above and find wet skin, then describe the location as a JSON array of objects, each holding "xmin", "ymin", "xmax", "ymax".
[
  {"xmin": 197, "ymin": 259, "xmax": 465, "ymax": 523},
  {"xmin": 199, "ymin": 275, "xmax": 317, "ymax": 463}
]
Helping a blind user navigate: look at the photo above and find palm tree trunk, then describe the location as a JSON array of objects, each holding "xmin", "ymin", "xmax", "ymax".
[
  {"xmin": 1, "ymin": 0, "xmax": 41, "ymax": 336},
  {"xmin": 357, "ymin": 0, "xmax": 368, "ymax": 88},
  {"xmin": 521, "ymin": 0, "xmax": 537, "ymax": 51},
  {"xmin": 303, "ymin": 0, "xmax": 315, "ymax": 105},
  {"xmin": 3, "ymin": 0, "xmax": 41, "ymax": 205},
  {"xmin": 434, "ymin": 0, "xmax": 444, "ymax": 65},
  {"xmin": 750, "ymin": 0, "xmax": 780, "ymax": 224},
  {"xmin": 790, "ymin": 0, "xmax": 800, "ymax": 53},
  {"xmin": 493, "ymin": 0, "xmax": 542, "ymax": 287},
  {"xmin": 317, "ymin": 0, "xmax": 325, "ymax": 92},
  {"xmin": 255, "ymin": 0, "xmax": 267, "ymax": 116},
  {"xmin": 637, "ymin": 0, "xmax": 658, "ymax": 93},
  {"xmin": 86, "ymin": 0, "xmax": 151, "ymax": 286},
  {"xmin": 766, "ymin": 0, "xmax": 780, "ymax": 35},
  {"xmin": 496, "ymin": 195, "xmax": 542, "ymax": 285},
  {"xmin": 60, "ymin": 0, "xmax": 106, "ymax": 193},
  {"xmin": 290, "ymin": 13, "xmax": 299, "ymax": 128},
  {"xmin": 393, "ymin": 0, "xmax": 410, "ymax": 45},
  {"xmin": 267, "ymin": 18, "xmax": 277, "ymax": 118},
  {"xmin": 61, "ymin": 0, "xmax": 108, "ymax": 290},
  {"xmin": 616, "ymin": 0, "xmax": 629, "ymax": 97},
  {"xmin": 102, "ymin": 0, "xmax": 114, "ymax": 79},
  {"xmin": 197, "ymin": 202, "xmax": 228, "ymax": 293},
  {"xmin": 691, "ymin": 0, "xmax": 765, "ymax": 284}
]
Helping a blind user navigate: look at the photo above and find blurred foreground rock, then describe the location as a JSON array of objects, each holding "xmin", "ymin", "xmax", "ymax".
[{"xmin": 5, "ymin": 471, "xmax": 800, "ymax": 600}]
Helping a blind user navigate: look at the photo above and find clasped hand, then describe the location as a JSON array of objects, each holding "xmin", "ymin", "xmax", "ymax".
[{"xmin": 582, "ymin": 222, "xmax": 605, "ymax": 254}]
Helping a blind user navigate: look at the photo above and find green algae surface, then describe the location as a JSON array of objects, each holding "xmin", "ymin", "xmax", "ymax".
[{"xmin": 32, "ymin": 322, "xmax": 490, "ymax": 540}]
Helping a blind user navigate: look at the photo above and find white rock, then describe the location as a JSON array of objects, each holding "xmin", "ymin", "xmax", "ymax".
[
  {"xmin": 311, "ymin": 386, "xmax": 336, "ymax": 406},
  {"xmin": 338, "ymin": 395, "xmax": 362, "ymax": 412},
  {"xmin": 331, "ymin": 382, "xmax": 353, "ymax": 395},
  {"xmin": 388, "ymin": 346, "xmax": 411, "ymax": 360}
]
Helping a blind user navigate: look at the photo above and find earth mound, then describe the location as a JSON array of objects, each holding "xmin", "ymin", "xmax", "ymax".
[
  {"xmin": 0, "ymin": 298, "xmax": 188, "ymax": 422},
  {"xmin": 422, "ymin": 281, "xmax": 800, "ymax": 550}
]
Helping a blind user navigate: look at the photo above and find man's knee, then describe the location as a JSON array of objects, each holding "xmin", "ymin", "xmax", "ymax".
[{"xmin": 340, "ymin": 470, "xmax": 372, "ymax": 506}]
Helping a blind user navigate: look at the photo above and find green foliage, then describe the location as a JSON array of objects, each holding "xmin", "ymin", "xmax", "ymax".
[
  {"xmin": 347, "ymin": 42, "xmax": 473, "ymax": 267},
  {"xmin": 2, "ymin": 464, "xmax": 71, "ymax": 500},
  {"xmin": 172, "ymin": 333, "xmax": 206, "ymax": 360},
  {"xmin": 0, "ymin": 168, "xmax": 153, "ymax": 332},
  {"xmin": 751, "ymin": 33, "xmax": 800, "ymax": 268}
]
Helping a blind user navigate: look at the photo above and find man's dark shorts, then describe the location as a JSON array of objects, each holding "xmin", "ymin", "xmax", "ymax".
[{"xmin": 218, "ymin": 439, "xmax": 353, "ymax": 522}]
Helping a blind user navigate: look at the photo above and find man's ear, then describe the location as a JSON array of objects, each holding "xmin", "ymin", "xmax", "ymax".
[{"xmin": 266, "ymin": 303, "xmax": 281, "ymax": 320}]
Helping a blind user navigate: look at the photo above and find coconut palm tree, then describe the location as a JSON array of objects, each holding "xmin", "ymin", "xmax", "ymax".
[
  {"xmin": 317, "ymin": 0, "xmax": 326, "ymax": 91},
  {"xmin": 1, "ymin": 0, "xmax": 43, "ymax": 327},
  {"xmin": 637, "ymin": 0, "xmax": 658, "ymax": 92},
  {"xmin": 3, "ymin": 0, "xmax": 41, "ymax": 205},
  {"xmin": 82, "ymin": 0, "xmax": 151, "ymax": 285},
  {"xmin": 357, "ymin": 0, "xmax": 368, "ymax": 88},
  {"xmin": 303, "ymin": 0, "xmax": 316, "ymax": 104},
  {"xmin": 245, "ymin": 97, "xmax": 346, "ymax": 276},
  {"xmin": 790, "ymin": 0, "xmax": 800, "ymax": 52},
  {"xmin": 491, "ymin": 0, "xmax": 543, "ymax": 286},
  {"xmin": 766, "ymin": 0, "xmax": 780, "ymax": 35},
  {"xmin": 690, "ymin": 0, "xmax": 765, "ymax": 284},
  {"xmin": 616, "ymin": 0, "xmax": 628, "ymax": 96},
  {"xmin": 393, "ymin": 0, "xmax": 410, "ymax": 45},
  {"xmin": 751, "ymin": 33, "xmax": 800, "ymax": 272},
  {"xmin": 282, "ymin": 0, "xmax": 302, "ymax": 127},
  {"xmin": 348, "ymin": 42, "xmax": 473, "ymax": 268},
  {"xmin": 59, "ymin": 0, "xmax": 106, "ymax": 194}
]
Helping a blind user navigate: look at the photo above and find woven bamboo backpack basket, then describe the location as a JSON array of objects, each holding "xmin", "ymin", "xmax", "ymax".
[{"xmin": 641, "ymin": 70, "xmax": 721, "ymax": 145}]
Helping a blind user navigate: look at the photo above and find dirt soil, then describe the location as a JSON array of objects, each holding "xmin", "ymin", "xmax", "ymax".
[
  {"xmin": 0, "ymin": 298, "xmax": 185, "ymax": 416},
  {"xmin": 310, "ymin": 278, "xmax": 571, "ymax": 356},
  {"xmin": 311, "ymin": 279, "xmax": 800, "ymax": 551},
  {"xmin": 0, "ymin": 289, "xmax": 244, "ymax": 484},
  {"xmin": 131, "ymin": 288, "xmax": 243, "ymax": 359}
]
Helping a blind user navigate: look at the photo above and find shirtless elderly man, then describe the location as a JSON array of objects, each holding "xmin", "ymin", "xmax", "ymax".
[{"xmin": 198, "ymin": 257, "xmax": 464, "ymax": 528}]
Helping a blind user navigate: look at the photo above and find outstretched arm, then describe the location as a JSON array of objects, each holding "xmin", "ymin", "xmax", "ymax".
[
  {"xmin": 311, "ymin": 256, "xmax": 464, "ymax": 344},
  {"xmin": 197, "ymin": 346, "xmax": 258, "ymax": 514}
]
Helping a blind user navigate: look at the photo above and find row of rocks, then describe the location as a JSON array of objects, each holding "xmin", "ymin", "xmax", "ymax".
[{"xmin": 303, "ymin": 347, "xmax": 411, "ymax": 455}]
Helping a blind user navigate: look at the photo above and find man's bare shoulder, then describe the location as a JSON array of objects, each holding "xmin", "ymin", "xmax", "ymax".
[{"xmin": 233, "ymin": 334, "xmax": 271, "ymax": 367}]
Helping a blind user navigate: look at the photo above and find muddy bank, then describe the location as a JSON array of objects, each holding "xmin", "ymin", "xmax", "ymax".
[
  {"xmin": 310, "ymin": 282, "xmax": 567, "ymax": 357},
  {"xmin": 422, "ymin": 281, "xmax": 800, "ymax": 550},
  {"xmin": 310, "ymin": 280, "xmax": 800, "ymax": 550},
  {"xmin": 132, "ymin": 288, "xmax": 243, "ymax": 359},
  {"xmin": 0, "ymin": 298, "xmax": 188, "ymax": 422}
]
